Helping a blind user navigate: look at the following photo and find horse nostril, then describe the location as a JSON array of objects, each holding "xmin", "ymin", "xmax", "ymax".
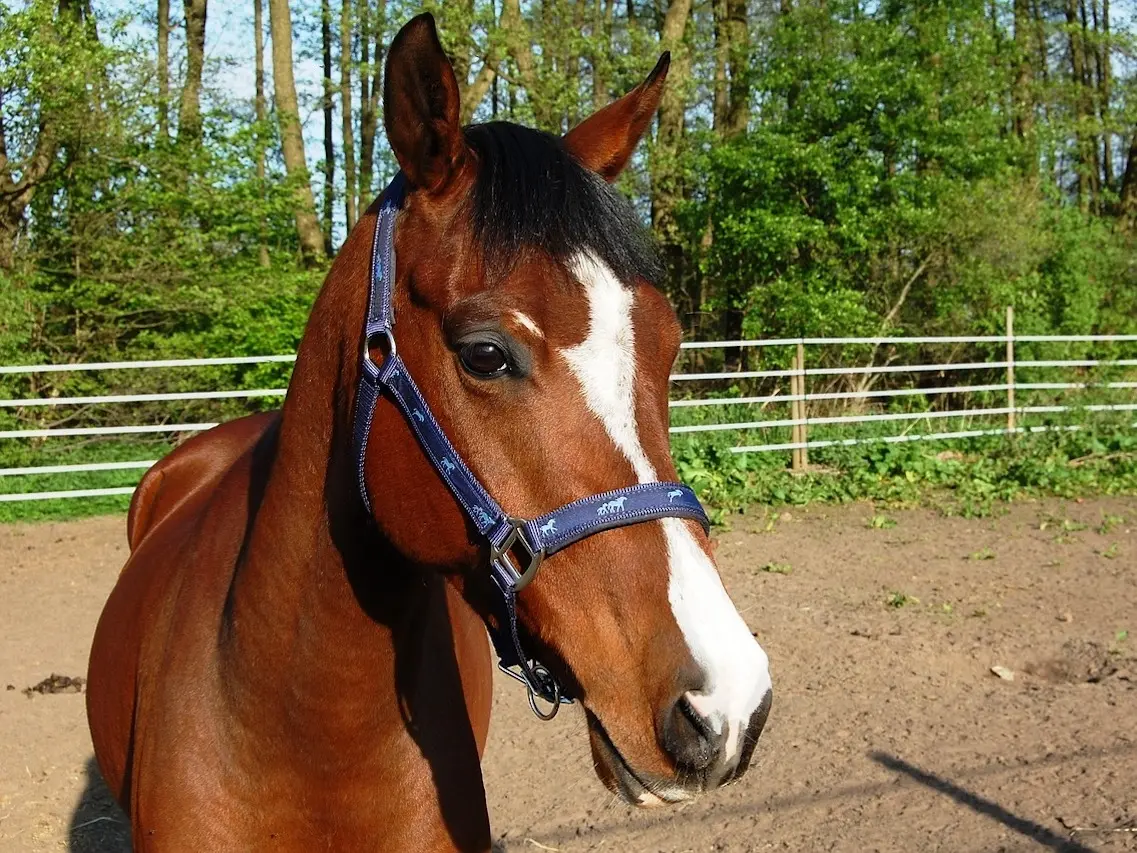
[{"xmin": 662, "ymin": 695, "xmax": 723, "ymax": 773}]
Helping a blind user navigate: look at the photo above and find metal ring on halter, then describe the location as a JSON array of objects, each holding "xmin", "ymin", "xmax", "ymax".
[
  {"xmin": 365, "ymin": 328, "xmax": 397, "ymax": 364},
  {"xmin": 526, "ymin": 663, "xmax": 561, "ymax": 720}
]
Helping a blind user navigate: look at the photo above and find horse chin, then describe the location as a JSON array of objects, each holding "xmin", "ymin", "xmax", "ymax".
[{"xmin": 584, "ymin": 710, "xmax": 694, "ymax": 808}]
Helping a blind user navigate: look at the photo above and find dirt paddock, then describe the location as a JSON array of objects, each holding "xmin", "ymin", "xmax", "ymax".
[{"xmin": 1, "ymin": 496, "xmax": 1135, "ymax": 852}]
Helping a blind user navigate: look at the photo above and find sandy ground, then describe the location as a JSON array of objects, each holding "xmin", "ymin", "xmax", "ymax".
[{"xmin": 1, "ymin": 496, "xmax": 1135, "ymax": 852}]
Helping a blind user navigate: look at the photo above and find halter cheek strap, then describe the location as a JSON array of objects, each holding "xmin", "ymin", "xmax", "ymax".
[{"xmin": 352, "ymin": 174, "xmax": 711, "ymax": 719}]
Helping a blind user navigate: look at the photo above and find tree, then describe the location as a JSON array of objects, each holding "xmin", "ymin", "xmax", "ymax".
[
  {"xmin": 268, "ymin": 0, "xmax": 325, "ymax": 264},
  {"xmin": 178, "ymin": 0, "xmax": 207, "ymax": 146},
  {"xmin": 0, "ymin": 0, "xmax": 101, "ymax": 269},
  {"xmin": 651, "ymin": 0, "xmax": 696, "ymax": 312},
  {"xmin": 321, "ymin": 0, "xmax": 334, "ymax": 256},
  {"xmin": 1011, "ymin": 0, "xmax": 1034, "ymax": 147},
  {"xmin": 157, "ymin": 0, "xmax": 170, "ymax": 140},
  {"xmin": 357, "ymin": 0, "xmax": 383, "ymax": 212},
  {"xmin": 254, "ymin": 0, "xmax": 270, "ymax": 267},
  {"xmin": 340, "ymin": 0, "xmax": 357, "ymax": 231}
]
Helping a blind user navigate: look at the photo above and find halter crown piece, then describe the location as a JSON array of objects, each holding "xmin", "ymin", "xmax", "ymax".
[{"xmin": 352, "ymin": 175, "xmax": 711, "ymax": 719}]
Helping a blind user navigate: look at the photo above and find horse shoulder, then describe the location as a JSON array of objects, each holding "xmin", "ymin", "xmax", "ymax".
[
  {"xmin": 126, "ymin": 412, "xmax": 280, "ymax": 552},
  {"xmin": 90, "ymin": 411, "xmax": 281, "ymax": 813}
]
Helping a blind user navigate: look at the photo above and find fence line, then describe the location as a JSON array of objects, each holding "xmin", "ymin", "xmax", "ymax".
[
  {"xmin": 2, "ymin": 329, "xmax": 1134, "ymax": 503},
  {"xmin": 0, "ymin": 389, "xmax": 288, "ymax": 408},
  {"xmin": 730, "ymin": 423, "xmax": 1097, "ymax": 454},
  {"xmin": 0, "ymin": 460, "xmax": 158, "ymax": 477},
  {"xmin": 0, "ymin": 487, "xmax": 138, "ymax": 503},
  {"xmin": 0, "ymin": 423, "xmax": 219, "ymax": 440},
  {"xmin": 3, "ymin": 334, "xmax": 1135, "ymax": 377},
  {"xmin": 0, "ymin": 354, "xmax": 297, "ymax": 375}
]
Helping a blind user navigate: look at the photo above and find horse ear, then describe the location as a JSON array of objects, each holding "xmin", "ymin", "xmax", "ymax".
[
  {"xmin": 562, "ymin": 53, "xmax": 670, "ymax": 182},
  {"xmin": 383, "ymin": 14, "xmax": 466, "ymax": 193}
]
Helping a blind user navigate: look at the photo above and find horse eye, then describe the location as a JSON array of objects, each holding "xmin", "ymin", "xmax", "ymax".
[{"xmin": 460, "ymin": 342, "xmax": 510, "ymax": 378}]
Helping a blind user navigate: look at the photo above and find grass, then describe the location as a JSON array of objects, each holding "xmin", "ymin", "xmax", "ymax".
[
  {"xmin": 1098, "ymin": 514, "xmax": 1125, "ymax": 535},
  {"xmin": 886, "ymin": 591, "xmax": 918, "ymax": 608},
  {"xmin": 758, "ymin": 561, "xmax": 793, "ymax": 575},
  {"xmin": 970, "ymin": 548, "xmax": 996, "ymax": 560}
]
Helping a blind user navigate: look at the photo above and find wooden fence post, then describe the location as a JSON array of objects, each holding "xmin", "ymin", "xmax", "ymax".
[
  {"xmin": 791, "ymin": 348, "xmax": 800, "ymax": 468},
  {"xmin": 1006, "ymin": 306, "xmax": 1016, "ymax": 434},
  {"xmin": 792, "ymin": 340, "xmax": 808, "ymax": 470}
]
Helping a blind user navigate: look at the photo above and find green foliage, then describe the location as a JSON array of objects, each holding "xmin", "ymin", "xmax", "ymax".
[
  {"xmin": 678, "ymin": 0, "xmax": 1137, "ymax": 347},
  {"xmin": 671, "ymin": 424, "xmax": 1137, "ymax": 522}
]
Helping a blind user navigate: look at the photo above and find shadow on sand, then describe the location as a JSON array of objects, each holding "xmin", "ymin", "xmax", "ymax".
[
  {"xmin": 68, "ymin": 756, "xmax": 131, "ymax": 853},
  {"xmin": 868, "ymin": 751, "xmax": 1099, "ymax": 853}
]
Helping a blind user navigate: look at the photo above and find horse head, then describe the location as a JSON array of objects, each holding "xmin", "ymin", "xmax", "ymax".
[{"xmin": 358, "ymin": 13, "xmax": 772, "ymax": 807}]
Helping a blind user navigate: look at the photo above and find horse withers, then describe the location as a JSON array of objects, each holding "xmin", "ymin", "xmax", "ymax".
[{"xmin": 87, "ymin": 13, "xmax": 772, "ymax": 852}]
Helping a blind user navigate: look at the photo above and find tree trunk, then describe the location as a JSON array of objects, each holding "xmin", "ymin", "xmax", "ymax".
[
  {"xmin": 322, "ymin": 0, "xmax": 335, "ymax": 257},
  {"xmin": 157, "ymin": 0, "xmax": 170, "ymax": 140},
  {"xmin": 1066, "ymin": 0, "xmax": 1093, "ymax": 210},
  {"xmin": 178, "ymin": 0, "xmax": 207, "ymax": 146},
  {"xmin": 713, "ymin": 0, "xmax": 729, "ymax": 131},
  {"xmin": 651, "ymin": 0, "xmax": 694, "ymax": 313},
  {"xmin": 340, "ymin": 0, "xmax": 357, "ymax": 232},
  {"xmin": 358, "ymin": 0, "xmax": 384, "ymax": 211},
  {"xmin": 1096, "ymin": 0, "xmax": 1113, "ymax": 189},
  {"xmin": 268, "ymin": 0, "xmax": 326, "ymax": 264},
  {"xmin": 781, "ymin": 0, "xmax": 800, "ymax": 114},
  {"xmin": 358, "ymin": 0, "xmax": 371, "ymax": 210},
  {"xmin": 501, "ymin": 0, "xmax": 553, "ymax": 128},
  {"xmin": 1119, "ymin": 132, "xmax": 1137, "ymax": 226},
  {"xmin": 591, "ymin": 0, "xmax": 616, "ymax": 110},
  {"xmin": 254, "ymin": 0, "xmax": 269, "ymax": 267},
  {"xmin": 711, "ymin": 0, "xmax": 749, "ymax": 365},
  {"xmin": 567, "ymin": 0, "xmax": 588, "ymax": 128},
  {"xmin": 1012, "ymin": 0, "xmax": 1034, "ymax": 147},
  {"xmin": 1079, "ymin": 0, "xmax": 1101, "ymax": 206},
  {"xmin": 724, "ymin": 0, "xmax": 749, "ymax": 136}
]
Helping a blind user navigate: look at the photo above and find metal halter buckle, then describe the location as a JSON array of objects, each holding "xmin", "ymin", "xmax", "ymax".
[{"xmin": 490, "ymin": 517, "xmax": 544, "ymax": 590}]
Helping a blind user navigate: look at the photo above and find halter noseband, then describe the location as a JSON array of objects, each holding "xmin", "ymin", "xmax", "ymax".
[{"xmin": 352, "ymin": 174, "xmax": 711, "ymax": 719}]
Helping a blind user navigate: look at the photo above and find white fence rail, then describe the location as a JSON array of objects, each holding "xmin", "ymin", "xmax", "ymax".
[{"xmin": 2, "ymin": 321, "xmax": 1136, "ymax": 503}]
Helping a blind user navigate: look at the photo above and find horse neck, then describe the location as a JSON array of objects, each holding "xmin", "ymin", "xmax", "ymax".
[{"xmin": 219, "ymin": 236, "xmax": 433, "ymax": 726}]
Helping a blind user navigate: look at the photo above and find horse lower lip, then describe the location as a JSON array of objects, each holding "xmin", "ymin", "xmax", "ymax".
[{"xmin": 588, "ymin": 712, "xmax": 688, "ymax": 806}]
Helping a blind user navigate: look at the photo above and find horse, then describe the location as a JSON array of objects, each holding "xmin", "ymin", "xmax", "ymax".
[{"xmin": 86, "ymin": 13, "xmax": 773, "ymax": 852}]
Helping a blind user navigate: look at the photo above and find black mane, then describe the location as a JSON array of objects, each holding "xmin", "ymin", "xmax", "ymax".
[{"xmin": 462, "ymin": 122, "xmax": 662, "ymax": 285}]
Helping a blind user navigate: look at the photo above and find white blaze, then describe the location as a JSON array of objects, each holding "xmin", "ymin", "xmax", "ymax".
[{"xmin": 561, "ymin": 252, "xmax": 772, "ymax": 765}]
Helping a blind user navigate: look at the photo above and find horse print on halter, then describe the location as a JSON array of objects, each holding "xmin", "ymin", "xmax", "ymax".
[
  {"xmin": 412, "ymin": 408, "xmax": 425, "ymax": 423},
  {"xmin": 667, "ymin": 489, "xmax": 683, "ymax": 502},
  {"xmin": 596, "ymin": 496, "xmax": 628, "ymax": 516},
  {"xmin": 440, "ymin": 458, "xmax": 456, "ymax": 474},
  {"xmin": 539, "ymin": 519, "xmax": 558, "ymax": 536},
  {"xmin": 471, "ymin": 506, "xmax": 494, "ymax": 528}
]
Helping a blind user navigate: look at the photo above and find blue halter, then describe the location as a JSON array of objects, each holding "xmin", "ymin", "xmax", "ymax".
[{"xmin": 352, "ymin": 174, "xmax": 710, "ymax": 719}]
